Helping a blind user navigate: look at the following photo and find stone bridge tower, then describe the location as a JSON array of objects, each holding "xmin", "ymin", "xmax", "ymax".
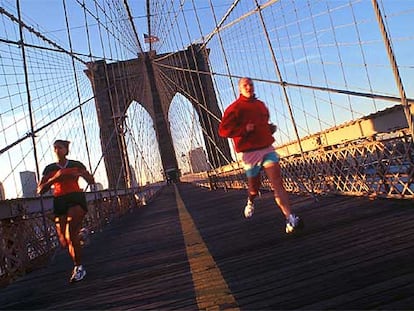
[{"xmin": 85, "ymin": 44, "xmax": 231, "ymax": 189}]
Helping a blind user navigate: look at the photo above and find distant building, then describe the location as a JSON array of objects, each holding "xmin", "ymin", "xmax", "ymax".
[
  {"xmin": 0, "ymin": 182, "xmax": 5, "ymax": 200},
  {"xmin": 20, "ymin": 171, "xmax": 37, "ymax": 198},
  {"xmin": 90, "ymin": 182, "xmax": 104, "ymax": 191},
  {"xmin": 189, "ymin": 147, "xmax": 210, "ymax": 173},
  {"xmin": 129, "ymin": 165, "xmax": 139, "ymax": 188}
]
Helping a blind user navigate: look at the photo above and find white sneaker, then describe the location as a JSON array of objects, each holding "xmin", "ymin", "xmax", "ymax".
[
  {"xmin": 70, "ymin": 265, "xmax": 86, "ymax": 283},
  {"xmin": 244, "ymin": 200, "xmax": 255, "ymax": 218},
  {"xmin": 285, "ymin": 214, "xmax": 304, "ymax": 234}
]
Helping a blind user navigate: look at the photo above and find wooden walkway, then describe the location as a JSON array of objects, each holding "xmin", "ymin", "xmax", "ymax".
[{"xmin": 1, "ymin": 183, "xmax": 414, "ymax": 310}]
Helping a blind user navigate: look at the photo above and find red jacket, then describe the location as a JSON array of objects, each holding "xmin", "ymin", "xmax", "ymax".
[{"xmin": 219, "ymin": 95, "xmax": 275, "ymax": 152}]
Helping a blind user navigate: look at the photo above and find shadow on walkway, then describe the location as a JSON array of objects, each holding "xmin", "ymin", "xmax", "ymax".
[{"xmin": 1, "ymin": 183, "xmax": 413, "ymax": 310}]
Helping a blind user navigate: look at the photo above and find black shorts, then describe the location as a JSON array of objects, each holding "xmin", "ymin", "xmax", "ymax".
[{"xmin": 53, "ymin": 192, "xmax": 88, "ymax": 216}]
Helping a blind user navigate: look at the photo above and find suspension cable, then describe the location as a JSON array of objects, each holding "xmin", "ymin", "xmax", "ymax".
[{"xmin": 371, "ymin": 0, "xmax": 414, "ymax": 141}]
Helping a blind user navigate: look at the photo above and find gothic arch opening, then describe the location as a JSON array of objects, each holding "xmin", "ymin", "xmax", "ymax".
[
  {"xmin": 168, "ymin": 93, "xmax": 210, "ymax": 175},
  {"xmin": 85, "ymin": 48, "xmax": 232, "ymax": 188},
  {"xmin": 125, "ymin": 101, "xmax": 164, "ymax": 186}
]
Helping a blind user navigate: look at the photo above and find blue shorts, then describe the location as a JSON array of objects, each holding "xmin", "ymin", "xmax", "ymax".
[{"xmin": 245, "ymin": 151, "xmax": 280, "ymax": 178}]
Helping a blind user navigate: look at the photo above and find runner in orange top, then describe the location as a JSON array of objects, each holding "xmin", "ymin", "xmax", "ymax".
[{"xmin": 37, "ymin": 139, "xmax": 95, "ymax": 283}]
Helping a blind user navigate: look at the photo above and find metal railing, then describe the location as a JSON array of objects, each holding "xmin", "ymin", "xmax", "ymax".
[
  {"xmin": 0, "ymin": 184, "xmax": 163, "ymax": 287},
  {"xmin": 185, "ymin": 129, "xmax": 414, "ymax": 200}
]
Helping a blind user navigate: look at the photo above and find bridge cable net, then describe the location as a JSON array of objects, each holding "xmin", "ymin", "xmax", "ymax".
[
  {"xmin": 0, "ymin": 0, "xmax": 160, "ymax": 200},
  {"xmin": 0, "ymin": 0, "xmax": 168, "ymax": 283},
  {"xmin": 0, "ymin": 0, "xmax": 414, "ymax": 287},
  {"xmin": 0, "ymin": 1, "xmax": 413, "ymax": 201},
  {"xmin": 149, "ymin": 0, "xmax": 413, "ymax": 198}
]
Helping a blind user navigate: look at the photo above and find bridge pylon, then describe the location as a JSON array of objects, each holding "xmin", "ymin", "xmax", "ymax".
[{"xmin": 85, "ymin": 44, "xmax": 231, "ymax": 189}]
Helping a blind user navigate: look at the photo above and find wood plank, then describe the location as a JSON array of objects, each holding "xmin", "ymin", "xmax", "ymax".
[{"xmin": 0, "ymin": 183, "xmax": 413, "ymax": 309}]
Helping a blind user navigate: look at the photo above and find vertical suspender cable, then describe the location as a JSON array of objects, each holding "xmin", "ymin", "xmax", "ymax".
[
  {"xmin": 205, "ymin": 0, "xmax": 242, "ymax": 174},
  {"xmin": 146, "ymin": 0, "xmax": 152, "ymax": 51},
  {"xmin": 94, "ymin": 1, "xmax": 127, "ymax": 190},
  {"xmin": 254, "ymin": 0, "xmax": 316, "ymax": 197},
  {"xmin": 123, "ymin": 0, "xmax": 149, "ymax": 188},
  {"xmin": 123, "ymin": 0, "xmax": 145, "ymax": 54},
  {"xmin": 207, "ymin": 0, "xmax": 238, "ymax": 99},
  {"xmin": 94, "ymin": 1, "xmax": 121, "ymax": 189},
  {"xmin": 254, "ymin": 0, "xmax": 303, "ymax": 155},
  {"xmin": 16, "ymin": 0, "xmax": 50, "ymax": 251},
  {"xmin": 62, "ymin": 0, "xmax": 94, "ymax": 177},
  {"xmin": 371, "ymin": 0, "xmax": 414, "ymax": 141}
]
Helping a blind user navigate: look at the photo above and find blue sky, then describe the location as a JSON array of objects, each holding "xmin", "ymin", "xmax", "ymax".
[{"xmin": 1, "ymin": 0, "xmax": 413, "ymax": 198}]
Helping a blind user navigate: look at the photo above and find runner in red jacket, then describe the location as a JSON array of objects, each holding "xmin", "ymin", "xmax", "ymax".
[{"xmin": 219, "ymin": 77, "xmax": 303, "ymax": 234}]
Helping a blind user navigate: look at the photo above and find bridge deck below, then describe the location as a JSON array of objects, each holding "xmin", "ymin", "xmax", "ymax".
[{"xmin": 1, "ymin": 183, "xmax": 413, "ymax": 310}]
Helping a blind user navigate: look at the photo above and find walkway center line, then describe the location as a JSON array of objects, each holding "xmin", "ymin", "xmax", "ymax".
[{"xmin": 174, "ymin": 185, "xmax": 239, "ymax": 310}]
